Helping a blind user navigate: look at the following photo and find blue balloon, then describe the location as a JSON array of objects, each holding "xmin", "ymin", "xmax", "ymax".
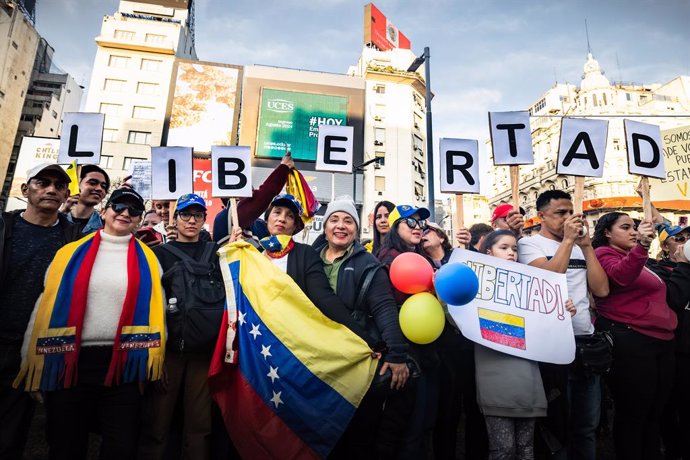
[{"xmin": 435, "ymin": 263, "xmax": 479, "ymax": 306}]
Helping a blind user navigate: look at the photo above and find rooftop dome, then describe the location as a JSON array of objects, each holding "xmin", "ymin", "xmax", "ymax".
[{"xmin": 580, "ymin": 53, "xmax": 610, "ymax": 91}]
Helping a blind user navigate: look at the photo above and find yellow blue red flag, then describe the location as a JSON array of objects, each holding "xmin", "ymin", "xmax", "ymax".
[{"xmin": 208, "ymin": 241, "xmax": 376, "ymax": 459}]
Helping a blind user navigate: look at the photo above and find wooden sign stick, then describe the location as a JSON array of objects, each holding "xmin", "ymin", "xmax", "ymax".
[
  {"xmin": 573, "ymin": 176, "xmax": 584, "ymax": 215},
  {"xmin": 168, "ymin": 200, "xmax": 177, "ymax": 228},
  {"xmin": 510, "ymin": 165, "xmax": 520, "ymax": 210},
  {"xmin": 639, "ymin": 176, "xmax": 653, "ymax": 221},
  {"xmin": 455, "ymin": 194, "xmax": 465, "ymax": 248}
]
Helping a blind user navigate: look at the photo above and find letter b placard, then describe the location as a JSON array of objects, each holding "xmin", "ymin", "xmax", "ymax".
[
  {"xmin": 440, "ymin": 138, "xmax": 480, "ymax": 194},
  {"xmin": 57, "ymin": 112, "xmax": 105, "ymax": 165},
  {"xmin": 316, "ymin": 125, "xmax": 353, "ymax": 173},
  {"xmin": 211, "ymin": 146, "xmax": 252, "ymax": 197}
]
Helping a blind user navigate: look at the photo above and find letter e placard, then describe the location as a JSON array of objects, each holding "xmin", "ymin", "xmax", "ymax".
[
  {"xmin": 489, "ymin": 111, "xmax": 534, "ymax": 165},
  {"xmin": 151, "ymin": 147, "xmax": 193, "ymax": 200},
  {"xmin": 316, "ymin": 125, "xmax": 353, "ymax": 173},
  {"xmin": 211, "ymin": 146, "xmax": 252, "ymax": 198},
  {"xmin": 556, "ymin": 118, "xmax": 608, "ymax": 177},
  {"xmin": 440, "ymin": 138, "xmax": 480, "ymax": 194},
  {"xmin": 624, "ymin": 119, "xmax": 665, "ymax": 179},
  {"xmin": 57, "ymin": 112, "xmax": 105, "ymax": 165}
]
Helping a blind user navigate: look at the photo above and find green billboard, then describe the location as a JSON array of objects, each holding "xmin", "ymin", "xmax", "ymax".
[{"xmin": 256, "ymin": 88, "xmax": 348, "ymax": 161}]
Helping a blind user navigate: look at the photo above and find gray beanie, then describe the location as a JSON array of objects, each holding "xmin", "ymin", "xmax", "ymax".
[{"xmin": 323, "ymin": 195, "xmax": 359, "ymax": 229}]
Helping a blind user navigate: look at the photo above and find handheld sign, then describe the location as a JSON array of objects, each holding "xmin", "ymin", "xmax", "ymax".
[
  {"xmin": 151, "ymin": 147, "xmax": 194, "ymax": 200},
  {"xmin": 57, "ymin": 112, "xmax": 105, "ymax": 165},
  {"xmin": 441, "ymin": 138, "xmax": 479, "ymax": 247},
  {"xmin": 211, "ymin": 146, "xmax": 252, "ymax": 198},
  {"xmin": 624, "ymin": 119, "xmax": 665, "ymax": 219},
  {"xmin": 130, "ymin": 160, "xmax": 152, "ymax": 200},
  {"xmin": 556, "ymin": 118, "xmax": 608, "ymax": 178},
  {"xmin": 448, "ymin": 249, "xmax": 575, "ymax": 364},
  {"xmin": 316, "ymin": 125, "xmax": 354, "ymax": 173},
  {"xmin": 489, "ymin": 111, "xmax": 534, "ymax": 209}
]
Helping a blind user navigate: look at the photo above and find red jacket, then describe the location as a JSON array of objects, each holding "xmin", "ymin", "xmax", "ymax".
[{"xmin": 594, "ymin": 244, "xmax": 677, "ymax": 340}]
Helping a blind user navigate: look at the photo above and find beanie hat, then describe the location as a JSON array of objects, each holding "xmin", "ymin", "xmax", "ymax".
[{"xmin": 323, "ymin": 195, "xmax": 359, "ymax": 229}]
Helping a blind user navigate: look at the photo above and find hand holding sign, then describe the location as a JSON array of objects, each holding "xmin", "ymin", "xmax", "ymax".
[{"xmin": 624, "ymin": 120, "xmax": 665, "ymax": 220}]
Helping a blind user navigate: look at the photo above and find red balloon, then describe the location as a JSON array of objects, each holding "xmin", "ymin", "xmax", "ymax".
[{"xmin": 389, "ymin": 252, "xmax": 434, "ymax": 294}]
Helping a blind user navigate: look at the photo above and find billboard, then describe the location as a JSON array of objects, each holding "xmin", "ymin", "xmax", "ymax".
[
  {"xmin": 132, "ymin": 0, "xmax": 190, "ymax": 9},
  {"xmin": 7, "ymin": 137, "xmax": 60, "ymax": 211},
  {"xmin": 364, "ymin": 3, "xmax": 411, "ymax": 51},
  {"xmin": 255, "ymin": 89, "xmax": 348, "ymax": 162},
  {"xmin": 166, "ymin": 60, "xmax": 242, "ymax": 153}
]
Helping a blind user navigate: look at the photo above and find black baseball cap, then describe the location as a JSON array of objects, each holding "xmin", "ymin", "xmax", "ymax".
[{"xmin": 106, "ymin": 188, "xmax": 145, "ymax": 211}]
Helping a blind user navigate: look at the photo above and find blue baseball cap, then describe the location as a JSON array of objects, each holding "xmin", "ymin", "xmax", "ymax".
[
  {"xmin": 266, "ymin": 194, "xmax": 304, "ymax": 234},
  {"xmin": 176, "ymin": 193, "xmax": 207, "ymax": 212},
  {"xmin": 658, "ymin": 223, "xmax": 690, "ymax": 244},
  {"xmin": 388, "ymin": 204, "xmax": 431, "ymax": 227}
]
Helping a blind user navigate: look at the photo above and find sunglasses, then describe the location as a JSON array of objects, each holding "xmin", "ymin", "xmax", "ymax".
[
  {"xmin": 110, "ymin": 202, "xmax": 143, "ymax": 217},
  {"xmin": 177, "ymin": 211, "xmax": 206, "ymax": 222},
  {"xmin": 671, "ymin": 234, "xmax": 689, "ymax": 243},
  {"xmin": 401, "ymin": 217, "xmax": 427, "ymax": 230}
]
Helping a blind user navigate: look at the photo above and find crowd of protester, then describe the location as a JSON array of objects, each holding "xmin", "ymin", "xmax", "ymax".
[{"xmin": 1, "ymin": 156, "xmax": 690, "ymax": 460}]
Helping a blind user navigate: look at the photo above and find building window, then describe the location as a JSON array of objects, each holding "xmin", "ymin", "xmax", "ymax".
[
  {"xmin": 103, "ymin": 128, "xmax": 118, "ymax": 142},
  {"xmin": 114, "ymin": 30, "xmax": 135, "ymax": 40},
  {"xmin": 561, "ymin": 179, "xmax": 569, "ymax": 189},
  {"xmin": 103, "ymin": 78, "xmax": 125, "ymax": 92},
  {"xmin": 141, "ymin": 59, "xmax": 162, "ymax": 71},
  {"xmin": 592, "ymin": 94, "xmax": 598, "ymax": 107},
  {"xmin": 99, "ymin": 103, "xmax": 121, "ymax": 117},
  {"xmin": 414, "ymin": 182, "xmax": 424, "ymax": 200},
  {"xmin": 414, "ymin": 113, "xmax": 423, "ymax": 130},
  {"xmin": 626, "ymin": 93, "xmax": 632, "ymax": 101},
  {"xmin": 413, "ymin": 134, "xmax": 424, "ymax": 154},
  {"xmin": 602, "ymin": 93, "xmax": 607, "ymax": 105},
  {"xmin": 375, "ymin": 176, "xmax": 386, "ymax": 192},
  {"xmin": 100, "ymin": 155, "xmax": 113, "ymax": 169},
  {"xmin": 374, "ymin": 128, "xmax": 385, "ymax": 146},
  {"xmin": 108, "ymin": 55, "xmax": 130, "ymax": 68},
  {"xmin": 123, "ymin": 157, "xmax": 144, "ymax": 170},
  {"xmin": 373, "ymin": 84, "xmax": 385, "ymax": 94},
  {"xmin": 137, "ymin": 82, "xmax": 158, "ymax": 95},
  {"xmin": 51, "ymin": 110, "xmax": 58, "ymax": 118},
  {"xmin": 375, "ymin": 150, "xmax": 385, "ymax": 166},
  {"xmin": 127, "ymin": 131, "xmax": 151, "ymax": 145},
  {"xmin": 145, "ymin": 33, "xmax": 165, "ymax": 44},
  {"xmin": 132, "ymin": 106, "xmax": 155, "ymax": 119}
]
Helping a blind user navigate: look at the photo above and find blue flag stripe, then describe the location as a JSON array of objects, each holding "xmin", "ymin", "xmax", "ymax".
[
  {"xmin": 50, "ymin": 238, "xmax": 94, "ymax": 328},
  {"xmin": 479, "ymin": 318, "xmax": 525, "ymax": 339}
]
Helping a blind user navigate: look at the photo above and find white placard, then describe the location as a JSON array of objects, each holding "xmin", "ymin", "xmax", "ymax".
[
  {"xmin": 439, "ymin": 138, "xmax": 480, "ymax": 194},
  {"xmin": 57, "ymin": 112, "xmax": 105, "ymax": 165},
  {"xmin": 211, "ymin": 146, "xmax": 252, "ymax": 198},
  {"xmin": 316, "ymin": 125, "xmax": 354, "ymax": 173},
  {"xmin": 489, "ymin": 111, "xmax": 534, "ymax": 165},
  {"xmin": 448, "ymin": 249, "xmax": 575, "ymax": 364},
  {"xmin": 151, "ymin": 147, "xmax": 194, "ymax": 200},
  {"xmin": 624, "ymin": 119, "xmax": 665, "ymax": 179},
  {"xmin": 130, "ymin": 160, "xmax": 152, "ymax": 200},
  {"xmin": 556, "ymin": 118, "xmax": 608, "ymax": 177}
]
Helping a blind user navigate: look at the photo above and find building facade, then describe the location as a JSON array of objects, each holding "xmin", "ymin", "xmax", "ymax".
[
  {"xmin": 83, "ymin": 0, "xmax": 196, "ymax": 181},
  {"xmin": 348, "ymin": 46, "xmax": 430, "ymax": 236},
  {"xmin": 487, "ymin": 53, "xmax": 690, "ymax": 229}
]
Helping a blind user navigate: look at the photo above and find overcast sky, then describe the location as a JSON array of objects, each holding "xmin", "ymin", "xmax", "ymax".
[{"xmin": 35, "ymin": 0, "xmax": 690, "ymax": 191}]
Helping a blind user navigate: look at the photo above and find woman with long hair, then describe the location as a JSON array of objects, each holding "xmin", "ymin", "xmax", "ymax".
[
  {"xmin": 371, "ymin": 200, "xmax": 395, "ymax": 257},
  {"xmin": 16, "ymin": 189, "xmax": 165, "ymax": 459},
  {"xmin": 592, "ymin": 212, "xmax": 678, "ymax": 460}
]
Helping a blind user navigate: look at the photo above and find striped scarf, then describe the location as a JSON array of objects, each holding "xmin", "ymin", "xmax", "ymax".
[{"xmin": 14, "ymin": 230, "xmax": 165, "ymax": 391}]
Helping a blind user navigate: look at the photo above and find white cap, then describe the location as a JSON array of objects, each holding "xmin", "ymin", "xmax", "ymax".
[{"xmin": 26, "ymin": 163, "xmax": 71, "ymax": 183}]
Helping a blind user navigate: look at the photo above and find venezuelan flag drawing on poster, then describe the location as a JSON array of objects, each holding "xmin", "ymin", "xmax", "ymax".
[
  {"xmin": 208, "ymin": 242, "xmax": 376, "ymax": 459},
  {"xmin": 478, "ymin": 308, "xmax": 526, "ymax": 350}
]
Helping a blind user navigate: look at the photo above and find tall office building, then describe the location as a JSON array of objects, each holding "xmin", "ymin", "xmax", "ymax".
[{"xmin": 84, "ymin": 0, "xmax": 196, "ymax": 180}]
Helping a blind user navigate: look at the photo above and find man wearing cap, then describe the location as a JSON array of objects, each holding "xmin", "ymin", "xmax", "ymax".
[
  {"xmin": 0, "ymin": 163, "xmax": 80, "ymax": 458},
  {"xmin": 61, "ymin": 164, "xmax": 110, "ymax": 235},
  {"xmin": 490, "ymin": 203, "xmax": 525, "ymax": 237}
]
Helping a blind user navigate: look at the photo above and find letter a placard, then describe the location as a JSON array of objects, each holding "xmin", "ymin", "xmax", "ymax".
[
  {"xmin": 316, "ymin": 125, "xmax": 353, "ymax": 173},
  {"xmin": 151, "ymin": 147, "xmax": 193, "ymax": 200},
  {"xmin": 211, "ymin": 146, "xmax": 252, "ymax": 198},
  {"xmin": 624, "ymin": 119, "xmax": 665, "ymax": 179},
  {"xmin": 489, "ymin": 111, "xmax": 534, "ymax": 165},
  {"xmin": 440, "ymin": 138, "xmax": 480, "ymax": 194},
  {"xmin": 556, "ymin": 118, "xmax": 608, "ymax": 177},
  {"xmin": 57, "ymin": 112, "xmax": 105, "ymax": 165}
]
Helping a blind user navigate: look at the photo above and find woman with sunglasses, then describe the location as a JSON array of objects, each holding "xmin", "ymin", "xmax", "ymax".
[
  {"xmin": 376, "ymin": 205, "xmax": 437, "ymax": 460},
  {"xmin": 16, "ymin": 189, "xmax": 166, "ymax": 460},
  {"xmin": 591, "ymin": 212, "xmax": 683, "ymax": 460}
]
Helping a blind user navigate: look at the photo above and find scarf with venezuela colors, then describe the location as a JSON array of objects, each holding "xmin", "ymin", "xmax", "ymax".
[{"xmin": 15, "ymin": 230, "xmax": 165, "ymax": 392}]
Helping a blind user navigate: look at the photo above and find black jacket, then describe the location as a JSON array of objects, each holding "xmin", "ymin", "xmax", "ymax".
[
  {"xmin": 647, "ymin": 258, "xmax": 690, "ymax": 352},
  {"xmin": 313, "ymin": 241, "xmax": 408, "ymax": 363},
  {"xmin": 285, "ymin": 243, "xmax": 376, "ymax": 348}
]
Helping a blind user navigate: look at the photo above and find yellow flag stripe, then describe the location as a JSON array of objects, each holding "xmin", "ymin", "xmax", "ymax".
[{"xmin": 478, "ymin": 307, "xmax": 525, "ymax": 328}]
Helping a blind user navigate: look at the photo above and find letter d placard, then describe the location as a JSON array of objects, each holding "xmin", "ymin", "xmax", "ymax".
[
  {"xmin": 211, "ymin": 146, "xmax": 252, "ymax": 198},
  {"xmin": 316, "ymin": 125, "xmax": 353, "ymax": 173},
  {"xmin": 624, "ymin": 119, "xmax": 665, "ymax": 179},
  {"xmin": 151, "ymin": 147, "xmax": 193, "ymax": 200},
  {"xmin": 440, "ymin": 138, "xmax": 480, "ymax": 194},
  {"xmin": 57, "ymin": 112, "xmax": 105, "ymax": 165}
]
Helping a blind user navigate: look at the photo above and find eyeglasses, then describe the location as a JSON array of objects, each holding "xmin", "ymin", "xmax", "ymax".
[
  {"xmin": 110, "ymin": 202, "xmax": 143, "ymax": 217},
  {"xmin": 671, "ymin": 234, "xmax": 689, "ymax": 243},
  {"xmin": 401, "ymin": 217, "xmax": 427, "ymax": 230},
  {"xmin": 177, "ymin": 211, "xmax": 206, "ymax": 222}
]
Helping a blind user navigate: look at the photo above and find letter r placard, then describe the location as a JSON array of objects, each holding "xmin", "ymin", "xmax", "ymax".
[
  {"xmin": 624, "ymin": 119, "xmax": 665, "ymax": 179},
  {"xmin": 151, "ymin": 146, "xmax": 194, "ymax": 200},
  {"xmin": 211, "ymin": 146, "xmax": 252, "ymax": 198},
  {"xmin": 57, "ymin": 112, "xmax": 105, "ymax": 165},
  {"xmin": 315, "ymin": 125, "xmax": 353, "ymax": 173},
  {"xmin": 440, "ymin": 138, "xmax": 480, "ymax": 194}
]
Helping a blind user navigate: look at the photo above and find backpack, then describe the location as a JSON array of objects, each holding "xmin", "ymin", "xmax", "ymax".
[{"xmin": 159, "ymin": 242, "xmax": 226, "ymax": 353}]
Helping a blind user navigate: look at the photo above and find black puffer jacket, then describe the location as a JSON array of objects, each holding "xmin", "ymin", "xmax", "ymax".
[{"xmin": 647, "ymin": 258, "xmax": 690, "ymax": 352}]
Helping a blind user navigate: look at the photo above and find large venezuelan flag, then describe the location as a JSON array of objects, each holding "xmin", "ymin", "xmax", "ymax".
[{"xmin": 209, "ymin": 241, "xmax": 377, "ymax": 459}]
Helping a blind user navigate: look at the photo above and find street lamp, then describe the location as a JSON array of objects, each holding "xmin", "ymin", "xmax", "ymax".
[
  {"xmin": 352, "ymin": 157, "xmax": 383, "ymax": 206},
  {"xmin": 407, "ymin": 46, "xmax": 435, "ymax": 221}
]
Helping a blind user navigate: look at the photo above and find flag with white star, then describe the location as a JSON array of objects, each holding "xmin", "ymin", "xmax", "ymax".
[{"xmin": 209, "ymin": 241, "xmax": 377, "ymax": 460}]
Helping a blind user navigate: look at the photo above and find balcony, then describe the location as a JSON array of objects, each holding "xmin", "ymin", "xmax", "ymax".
[{"xmin": 96, "ymin": 33, "xmax": 176, "ymax": 55}]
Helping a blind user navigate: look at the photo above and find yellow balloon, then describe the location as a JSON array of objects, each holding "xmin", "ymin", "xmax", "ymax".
[{"xmin": 399, "ymin": 292, "xmax": 445, "ymax": 344}]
